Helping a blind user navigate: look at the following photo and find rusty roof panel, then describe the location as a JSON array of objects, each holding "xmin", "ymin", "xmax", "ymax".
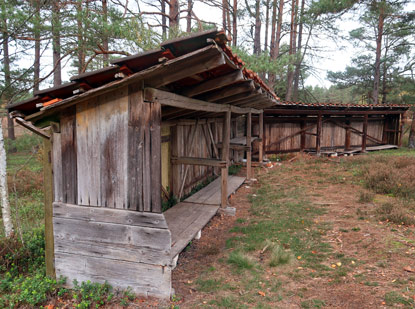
[{"xmin": 161, "ymin": 29, "xmax": 225, "ymax": 56}]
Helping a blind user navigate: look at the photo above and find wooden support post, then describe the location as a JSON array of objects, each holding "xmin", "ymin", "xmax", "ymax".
[
  {"xmin": 345, "ymin": 117, "xmax": 351, "ymax": 150},
  {"xmin": 43, "ymin": 134, "xmax": 55, "ymax": 277},
  {"xmin": 398, "ymin": 114, "xmax": 404, "ymax": 147},
  {"xmin": 362, "ymin": 113, "xmax": 368, "ymax": 152},
  {"xmin": 258, "ymin": 112, "xmax": 264, "ymax": 162},
  {"xmin": 246, "ymin": 112, "xmax": 252, "ymax": 180},
  {"xmin": 221, "ymin": 111, "xmax": 231, "ymax": 208},
  {"xmin": 316, "ymin": 113, "xmax": 322, "ymax": 156},
  {"xmin": 382, "ymin": 115, "xmax": 389, "ymax": 144},
  {"xmin": 300, "ymin": 120, "xmax": 306, "ymax": 152}
]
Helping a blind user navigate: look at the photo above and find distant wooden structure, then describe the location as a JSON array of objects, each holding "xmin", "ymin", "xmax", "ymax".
[
  {"xmin": 7, "ymin": 30, "xmax": 277, "ymax": 298},
  {"xmin": 254, "ymin": 102, "xmax": 408, "ymax": 156}
]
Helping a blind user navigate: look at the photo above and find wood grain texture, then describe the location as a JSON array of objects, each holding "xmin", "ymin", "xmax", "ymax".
[
  {"xmin": 43, "ymin": 135, "xmax": 55, "ymax": 277},
  {"xmin": 150, "ymin": 102, "xmax": 162, "ymax": 213},
  {"xmin": 53, "ymin": 202, "xmax": 172, "ymax": 297},
  {"xmin": 127, "ymin": 84, "xmax": 144, "ymax": 211},
  {"xmin": 53, "ymin": 202, "xmax": 168, "ymax": 229},
  {"xmin": 60, "ymin": 109, "xmax": 77, "ymax": 204},
  {"xmin": 99, "ymin": 86, "xmax": 128, "ymax": 208},
  {"xmin": 55, "ymin": 252, "xmax": 171, "ymax": 298},
  {"xmin": 52, "ymin": 133, "xmax": 63, "ymax": 203},
  {"xmin": 76, "ymin": 99, "xmax": 101, "ymax": 206}
]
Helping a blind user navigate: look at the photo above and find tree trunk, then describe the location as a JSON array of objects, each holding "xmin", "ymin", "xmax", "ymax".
[
  {"xmin": 2, "ymin": 15, "xmax": 16, "ymax": 152},
  {"xmin": 409, "ymin": 109, "xmax": 415, "ymax": 149},
  {"xmin": 381, "ymin": 38, "xmax": 388, "ymax": 104},
  {"xmin": 169, "ymin": 0, "xmax": 180, "ymax": 37},
  {"xmin": 372, "ymin": 1, "xmax": 384, "ymax": 105},
  {"xmin": 226, "ymin": 1, "xmax": 231, "ymax": 37},
  {"xmin": 293, "ymin": 0, "xmax": 305, "ymax": 101},
  {"xmin": 0, "ymin": 119, "xmax": 14, "ymax": 238},
  {"xmin": 253, "ymin": 0, "xmax": 261, "ymax": 55},
  {"xmin": 52, "ymin": 0, "xmax": 62, "ymax": 85},
  {"xmin": 161, "ymin": 0, "xmax": 167, "ymax": 39},
  {"xmin": 232, "ymin": 0, "xmax": 237, "ymax": 45},
  {"xmin": 33, "ymin": 0, "xmax": 41, "ymax": 93},
  {"xmin": 268, "ymin": 0, "xmax": 284, "ymax": 88},
  {"xmin": 186, "ymin": 0, "xmax": 192, "ymax": 32},
  {"xmin": 222, "ymin": 0, "xmax": 227, "ymax": 32},
  {"xmin": 264, "ymin": 0, "xmax": 270, "ymax": 52},
  {"xmin": 102, "ymin": 0, "xmax": 109, "ymax": 66},
  {"xmin": 285, "ymin": 0, "xmax": 299, "ymax": 101}
]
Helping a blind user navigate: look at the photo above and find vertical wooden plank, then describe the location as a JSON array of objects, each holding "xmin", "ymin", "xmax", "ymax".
[
  {"xmin": 300, "ymin": 120, "xmax": 306, "ymax": 151},
  {"xmin": 61, "ymin": 110, "xmax": 77, "ymax": 204},
  {"xmin": 150, "ymin": 102, "xmax": 162, "ymax": 213},
  {"xmin": 362, "ymin": 113, "xmax": 368, "ymax": 152},
  {"xmin": 316, "ymin": 113, "xmax": 322, "ymax": 156},
  {"xmin": 99, "ymin": 86, "xmax": 128, "ymax": 208},
  {"xmin": 76, "ymin": 100, "xmax": 101, "ymax": 206},
  {"xmin": 52, "ymin": 133, "xmax": 63, "ymax": 202},
  {"xmin": 128, "ymin": 84, "xmax": 144, "ymax": 211},
  {"xmin": 246, "ymin": 112, "xmax": 252, "ymax": 180},
  {"xmin": 142, "ymin": 102, "xmax": 152, "ymax": 212},
  {"xmin": 221, "ymin": 111, "xmax": 231, "ymax": 208},
  {"xmin": 398, "ymin": 114, "xmax": 404, "ymax": 147},
  {"xmin": 259, "ymin": 112, "xmax": 264, "ymax": 162},
  {"xmin": 43, "ymin": 134, "xmax": 55, "ymax": 277},
  {"xmin": 170, "ymin": 125, "xmax": 180, "ymax": 198}
]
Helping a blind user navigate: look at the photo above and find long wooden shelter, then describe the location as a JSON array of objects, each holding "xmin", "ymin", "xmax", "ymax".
[
  {"xmin": 254, "ymin": 101, "xmax": 408, "ymax": 156},
  {"xmin": 8, "ymin": 30, "xmax": 278, "ymax": 298}
]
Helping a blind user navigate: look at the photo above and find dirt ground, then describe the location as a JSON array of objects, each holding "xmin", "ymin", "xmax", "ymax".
[{"xmin": 166, "ymin": 155, "xmax": 415, "ymax": 308}]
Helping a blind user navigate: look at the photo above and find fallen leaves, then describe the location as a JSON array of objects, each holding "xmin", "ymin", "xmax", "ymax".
[{"xmin": 258, "ymin": 291, "xmax": 266, "ymax": 297}]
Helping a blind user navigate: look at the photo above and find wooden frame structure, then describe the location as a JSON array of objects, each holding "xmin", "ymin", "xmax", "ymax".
[
  {"xmin": 8, "ymin": 30, "xmax": 277, "ymax": 298},
  {"xmin": 254, "ymin": 104, "xmax": 408, "ymax": 156}
]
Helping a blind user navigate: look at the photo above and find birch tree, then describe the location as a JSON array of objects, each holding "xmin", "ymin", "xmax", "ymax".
[{"xmin": 0, "ymin": 118, "xmax": 14, "ymax": 237}]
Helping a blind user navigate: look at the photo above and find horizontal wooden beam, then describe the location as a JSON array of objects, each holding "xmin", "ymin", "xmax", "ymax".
[
  {"xmin": 171, "ymin": 156, "xmax": 227, "ymax": 167},
  {"xmin": 220, "ymin": 144, "xmax": 250, "ymax": 151},
  {"xmin": 145, "ymin": 88, "xmax": 261, "ymax": 114},
  {"xmin": 14, "ymin": 116, "xmax": 50, "ymax": 139},
  {"xmin": 182, "ymin": 70, "xmax": 244, "ymax": 97}
]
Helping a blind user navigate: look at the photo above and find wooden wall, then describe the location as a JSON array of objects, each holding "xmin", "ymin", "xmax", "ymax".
[
  {"xmin": 53, "ymin": 202, "xmax": 172, "ymax": 298},
  {"xmin": 52, "ymin": 84, "xmax": 161, "ymax": 212},
  {"xmin": 254, "ymin": 115, "xmax": 398, "ymax": 154}
]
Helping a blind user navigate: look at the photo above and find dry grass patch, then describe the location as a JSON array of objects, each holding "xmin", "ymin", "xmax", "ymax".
[{"xmin": 363, "ymin": 156, "xmax": 415, "ymax": 200}]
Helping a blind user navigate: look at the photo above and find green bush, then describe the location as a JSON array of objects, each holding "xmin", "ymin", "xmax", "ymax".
[
  {"xmin": 72, "ymin": 279, "xmax": 113, "ymax": 308},
  {"xmin": 5, "ymin": 134, "xmax": 42, "ymax": 153}
]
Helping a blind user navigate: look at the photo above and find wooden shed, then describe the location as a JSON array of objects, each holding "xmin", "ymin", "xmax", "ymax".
[
  {"xmin": 254, "ymin": 101, "xmax": 408, "ymax": 156},
  {"xmin": 8, "ymin": 30, "xmax": 278, "ymax": 298}
]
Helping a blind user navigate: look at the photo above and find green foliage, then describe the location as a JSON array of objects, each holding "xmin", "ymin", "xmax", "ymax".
[
  {"xmin": 71, "ymin": 280, "xmax": 113, "ymax": 308},
  {"xmin": 227, "ymin": 251, "xmax": 255, "ymax": 271},
  {"xmin": 4, "ymin": 134, "xmax": 42, "ymax": 154},
  {"xmin": 228, "ymin": 164, "xmax": 242, "ymax": 175}
]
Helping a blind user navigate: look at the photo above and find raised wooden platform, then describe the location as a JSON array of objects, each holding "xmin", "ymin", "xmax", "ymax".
[
  {"xmin": 164, "ymin": 175, "xmax": 245, "ymax": 258},
  {"xmin": 185, "ymin": 175, "xmax": 245, "ymax": 205}
]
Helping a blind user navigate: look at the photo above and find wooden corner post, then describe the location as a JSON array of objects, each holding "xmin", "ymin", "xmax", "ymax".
[
  {"xmin": 246, "ymin": 112, "xmax": 252, "ymax": 180},
  {"xmin": 258, "ymin": 112, "xmax": 264, "ymax": 163},
  {"xmin": 221, "ymin": 110, "xmax": 231, "ymax": 208},
  {"xmin": 43, "ymin": 133, "xmax": 55, "ymax": 277},
  {"xmin": 300, "ymin": 120, "xmax": 306, "ymax": 152},
  {"xmin": 316, "ymin": 113, "xmax": 322, "ymax": 156}
]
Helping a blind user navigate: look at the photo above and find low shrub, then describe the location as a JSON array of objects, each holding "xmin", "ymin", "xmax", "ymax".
[
  {"xmin": 269, "ymin": 245, "xmax": 292, "ymax": 267},
  {"xmin": 376, "ymin": 202, "xmax": 415, "ymax": 226},
  {"xmin": 363, "ymin": 157, "xmax": 415, "ymax": 200},
  {"xmin": 227, "ymin": 251, "xmax": 255, "ymax": 271}
]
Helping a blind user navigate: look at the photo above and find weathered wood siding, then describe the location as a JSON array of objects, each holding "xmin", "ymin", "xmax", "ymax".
[
  {"xmin": 53, "ymin": 84, "xmax": 162, "ymax": 212},
  {"xmin": 255, "ymin": 117, "xmax": 391, "ymax": 154},
  {"xmin": 53, "ymin": 202, "xmax": 172, "ymax": 298}
]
